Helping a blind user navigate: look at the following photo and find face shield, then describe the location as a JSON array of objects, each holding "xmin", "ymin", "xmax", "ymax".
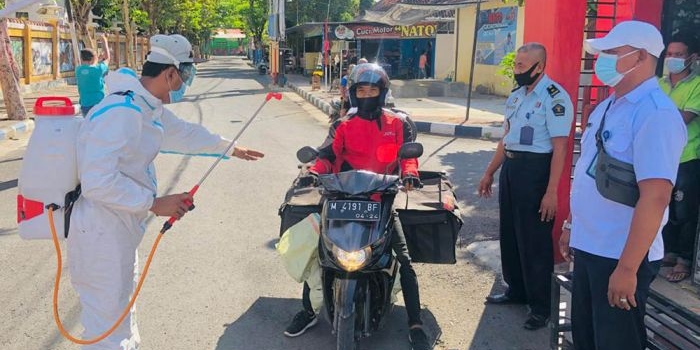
[{"xmin": 178, "ymin": 63, "xmax": 197, "ymax": 86}]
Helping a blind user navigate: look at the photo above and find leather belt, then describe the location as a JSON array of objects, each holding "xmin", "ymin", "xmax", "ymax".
[{"xmin": 504, "ymin": 150, "xmax": 552, "ymax": 160}]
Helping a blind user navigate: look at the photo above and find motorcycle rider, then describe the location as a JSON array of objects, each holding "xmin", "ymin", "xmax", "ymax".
[{"xmin": 284, "ymin": 63, "xmax": 432, "ymax": 350}]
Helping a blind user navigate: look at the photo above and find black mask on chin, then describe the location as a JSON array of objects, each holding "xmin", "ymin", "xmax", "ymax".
[
  {"xmin": 356, "ymin": 96, "xmax": 382, "ymax": 119},
  {"xmin": 514, "ymin": 63, "xmax": 541, "ymax": 87}
]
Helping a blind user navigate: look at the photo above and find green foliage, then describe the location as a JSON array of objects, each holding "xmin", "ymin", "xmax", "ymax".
[
  {"xmin": 666, "ymin": 0, "xmax": 700, "ymax": 35},
  {"xmin": 287, "ymin": 0, "xmax": 358, "ymax": 27},
  {"xmin": 497, "ymin": 51, "xmax": 516, "ymax": 87},
  {"xmin": 216, "ymin": 0, "xmax": 247, "ymax": 29}
]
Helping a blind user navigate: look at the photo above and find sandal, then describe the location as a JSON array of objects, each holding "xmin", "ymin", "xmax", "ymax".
[
  {"xmin": 666, "ymin": 260, "xmax": 691, "ymax": 283},
  {"xmin": 662, "ymin": 253, "xmax": 678, "ymax": 267}
]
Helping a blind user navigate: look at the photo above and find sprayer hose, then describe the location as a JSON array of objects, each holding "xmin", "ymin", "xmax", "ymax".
[{"xmin": 48, "ymin": 208, "xmax": 164, "ymax": 345}]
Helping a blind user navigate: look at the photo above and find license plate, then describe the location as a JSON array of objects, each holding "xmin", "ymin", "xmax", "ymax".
[{"xmin": 326, "ymin": 200, "xmax": 381, "ymax": 221}]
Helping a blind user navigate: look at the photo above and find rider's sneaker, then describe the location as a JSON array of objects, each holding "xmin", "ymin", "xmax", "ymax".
[
  {"xmin": 409, "ymin": 327, "xmax": 432, "ymax": 350},
  {"xmin": 283, "ymin": 310, "xmax": 318, "ymax": 337}
]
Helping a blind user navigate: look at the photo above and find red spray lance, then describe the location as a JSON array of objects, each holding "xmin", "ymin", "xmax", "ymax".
[
  {"xmin": 161, "ymin": 91, "xmax": 282, "ymax": 232},
  {"xmin": 48, "ymin": 92, "xmax": 282, "ymax": 345}
]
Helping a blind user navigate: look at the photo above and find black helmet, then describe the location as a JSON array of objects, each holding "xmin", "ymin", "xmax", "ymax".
[{"xmin": 348, "ymin": 63, "xmax": 390, "ymax": 108}]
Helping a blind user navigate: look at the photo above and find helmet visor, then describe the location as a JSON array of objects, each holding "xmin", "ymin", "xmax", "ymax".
[{"xmin": 348, "ymin": 63, "xmax": 389, "ymax": 89}]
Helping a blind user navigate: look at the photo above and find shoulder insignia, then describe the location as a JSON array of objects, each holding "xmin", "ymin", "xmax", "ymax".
[
  {"xmin": 552, "ymin": 103, "xmax": 566, "ymax": 117},
  {"xmin": 547, "ymin": 84, "xmax": 561, "ymax": 98}
]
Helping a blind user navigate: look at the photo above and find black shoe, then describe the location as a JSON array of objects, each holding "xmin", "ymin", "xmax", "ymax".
[
  {"xmin": 485, "ymin": 293, "xmax": 526, "ymax": 305},
  {"xmin": 409, "ymin": 328, "xmax": 432, "ymax": 350},
  {"xmin": 284, "ymin": 310, "xmax": 318, "ymax": 337},
  {"xmin": 523, "ymin": 314, "xmax": 549, "ymax": 330}
]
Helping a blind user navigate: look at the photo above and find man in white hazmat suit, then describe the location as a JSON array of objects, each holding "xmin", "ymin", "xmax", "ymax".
[{"xmin": 67, "ymin": 34, "xmax": 264, "ymax": 349}]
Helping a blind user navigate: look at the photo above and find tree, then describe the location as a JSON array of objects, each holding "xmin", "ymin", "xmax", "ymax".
[
  {"xmin": 244, "ymin": 0, "xmax": 267, "ymax": 49},
  {"xmin": 287, "ymin": 0, "xmax": 357, "ymax": 26},
  {"xmin": 71, "ymin": 0, "xmax": 99, "ymax": 49},
  {"xmin": 121, "ymin": 0, "xmax": 135, "ymax": 67},
  {"xmin": 0, "ymin": 18, "xmax": 26, "ymax": 120},
  {"xmin": 139, "ymin": 0, "xmax": 177, "ymax": 35}
]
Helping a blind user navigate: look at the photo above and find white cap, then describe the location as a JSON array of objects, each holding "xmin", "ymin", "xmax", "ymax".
[
  {"xmin": 584, "ymin": 20, "xmax": 664, "ymax": 58},
  {"xmin": 146, "ymin": 34, "xmax": 193, "ymax": 68}
]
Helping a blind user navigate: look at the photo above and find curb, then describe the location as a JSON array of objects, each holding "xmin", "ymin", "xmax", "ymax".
[
  {"xmin": 286, "ymin": 80, "xmax": 333, "ymax": 116},
  {"xmin": 287, "ymin": 80, "xmax": 502, "ymax": 139},
  {"xmin": 0, "ymin": 119, "xmax": 35, "ymax": 142},
  {"xmin": 414, "ymin": 121, "xmax": 504, "ymax": 139}
]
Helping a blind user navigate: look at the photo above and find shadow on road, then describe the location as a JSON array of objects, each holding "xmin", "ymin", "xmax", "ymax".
[
  {"xmin": 0, "ymin": 157, "xmax": 22, "ymax": 164},
  {"xmin": 465, "ymin": 277, "xmax": 550, "ymax": 350},
  {"xmin": 216, "ymin": 297, "xmax": 442, "ymax": 350},
  {"xmin": 0, "ymin": 179, "xmax": 18, "ymax": 192}
]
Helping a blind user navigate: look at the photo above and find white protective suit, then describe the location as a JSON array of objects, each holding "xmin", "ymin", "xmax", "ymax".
[{"xmin": 67, "ymin": 67, "xmax": 233, "ymax": 350}]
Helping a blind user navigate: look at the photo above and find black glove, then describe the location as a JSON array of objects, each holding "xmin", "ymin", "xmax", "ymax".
[
  {"xmin": 402, "ymin": 175, "xmax": 423, "ymax": 190},
  {"xmin": 297, "ymin": 173, "xmax": 319, "ymax": 188}
]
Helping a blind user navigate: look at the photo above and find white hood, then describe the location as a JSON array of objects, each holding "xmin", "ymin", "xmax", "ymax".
[{"xmin": 105, "ymin": 67, "xmax": 163, "ymax": 108}]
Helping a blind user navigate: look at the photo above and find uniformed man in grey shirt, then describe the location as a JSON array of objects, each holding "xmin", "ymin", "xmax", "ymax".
[{"xmin": 478, "ymin": 42, "xmax": 574, "ymax": 330}]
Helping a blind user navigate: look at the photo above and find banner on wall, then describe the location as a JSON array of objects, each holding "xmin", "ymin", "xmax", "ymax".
[
  {"xmin": 31, "ymin": 38, "xmax": 53, "ymax": 76},
  {"xmin": 475, "ymin": 6, "xmax": 518, "ymax": 66},
  {"xmin": 59, "ymin": 40, "xmax": 75, "ymax": 72},
  {"xmin": 330, "ymin": 23, "xmax": 438, "ymax": 40}
]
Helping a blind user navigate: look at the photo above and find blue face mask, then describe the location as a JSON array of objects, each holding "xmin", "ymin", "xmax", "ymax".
[
  {"xmin": 594, "ymin": 50, "xmax": 638, "ymax": 87},
  {"xmin": 167, "ymin": 75, "xmax": 187, "ymax": 103},
  {"xmin": 665, "ymin": 57, "xmax": 689, "ymax": 74}
]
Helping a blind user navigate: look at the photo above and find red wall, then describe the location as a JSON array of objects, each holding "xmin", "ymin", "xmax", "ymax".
[{"xmin": 524, "ymin": 0, "xmax": 587, "ymax": 262}]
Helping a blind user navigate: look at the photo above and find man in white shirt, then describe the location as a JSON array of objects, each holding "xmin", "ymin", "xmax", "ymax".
[{"xmin": 560, "ymin": 21, "xmax": 687, "ymax": 350}]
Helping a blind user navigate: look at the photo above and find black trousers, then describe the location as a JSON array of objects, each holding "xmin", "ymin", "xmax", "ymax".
[
  {"xmin": 571, "ymin": 249, "xmax": 660, "ymax": 350},
  {"xmin": 303, "ymin": 215, "xmax": 423, "ymax": 326},
  {"xmin": 498, "ymin": 154, "xmax": 554, "ymax": 317},
  {"xmin": 662, "ymin": 159, "xmax": 700, "ymax": 261}
]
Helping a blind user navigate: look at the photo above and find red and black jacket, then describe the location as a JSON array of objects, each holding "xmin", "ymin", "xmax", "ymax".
[{"xmin": 310, "ymin": 109, "xmax": 418, "ymax": 176}]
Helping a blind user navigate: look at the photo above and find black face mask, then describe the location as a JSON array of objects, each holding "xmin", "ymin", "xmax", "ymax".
[
  {"xmin": 514, "ymin": 63, "xmax": 541, "ymax": 87},
  {"xmin": 356, "ymin": 96, "xmax": 381, "ymax": 118}
]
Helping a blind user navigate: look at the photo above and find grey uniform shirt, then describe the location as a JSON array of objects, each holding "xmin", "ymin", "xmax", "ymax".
[{"xmin": 503, "ymin": 74, "xmax": 574, "ymax": 153}]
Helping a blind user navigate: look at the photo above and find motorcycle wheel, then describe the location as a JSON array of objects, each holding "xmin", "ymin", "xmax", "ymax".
[{"xmin": 336, "ymin": 313, "xmax": 357, "ymax": 350}]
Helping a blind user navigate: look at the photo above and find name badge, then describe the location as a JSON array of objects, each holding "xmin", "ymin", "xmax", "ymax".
[{"xmin": 520, "ymin": 126, "xmax": 534, "ymax": 145}]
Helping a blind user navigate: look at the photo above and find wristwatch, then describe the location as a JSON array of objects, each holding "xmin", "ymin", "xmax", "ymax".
[{"xmin": 562, "ymin": 220, "xmax": 572, "ymax": 231}]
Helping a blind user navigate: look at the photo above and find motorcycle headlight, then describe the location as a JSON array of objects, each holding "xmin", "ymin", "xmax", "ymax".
[{"xmin": 332, "ymin": 246, "xmax": 371, "ymax": 272}]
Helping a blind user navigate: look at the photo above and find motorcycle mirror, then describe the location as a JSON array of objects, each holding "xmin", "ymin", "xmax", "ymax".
[
  {"xmin": 297, "ymin": 146, "xmax": 319, "ymax": 163},
  {"xmin": 398, "ymin": 142, "xmax": 423, "ymax": 159}
]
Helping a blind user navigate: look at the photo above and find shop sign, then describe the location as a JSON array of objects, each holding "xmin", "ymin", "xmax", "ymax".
[{"xmin": 332, "ymin": 23, "xmax": 437, "ymax": 40}]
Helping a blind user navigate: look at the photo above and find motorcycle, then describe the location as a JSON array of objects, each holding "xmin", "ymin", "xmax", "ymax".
[
  {"xmin": 295, "ymin": 142, "xmax": 424, "ymax": 350},
  {"xmin": 257, "ymin": 60, "xmax": 269, "ymax": 75}
]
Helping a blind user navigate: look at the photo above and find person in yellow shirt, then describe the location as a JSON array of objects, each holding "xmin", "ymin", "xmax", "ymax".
[{"xmin": 659, "ymin": 33, "xmax": 700, "ymax": 282}]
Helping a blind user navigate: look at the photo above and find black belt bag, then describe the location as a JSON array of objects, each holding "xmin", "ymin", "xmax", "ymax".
[{"xmin": 593, "ymin": 101, "xmax": 639, "ymax": 207}]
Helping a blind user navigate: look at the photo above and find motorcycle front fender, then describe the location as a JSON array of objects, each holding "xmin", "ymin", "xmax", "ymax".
[{"xmin": 335, "ymin": 278, "xmax": 359, "ymax": 319}]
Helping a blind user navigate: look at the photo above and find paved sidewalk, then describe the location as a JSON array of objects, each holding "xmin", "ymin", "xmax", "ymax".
[
  {"xmin": 0, "ymin": 84, "xmax": 79, "ymax": 143},
  {"xmin": 285, "ymin": 73, "xmax": 507, "ymax": 139},
  {"xmin": 0, "ymin": 83, "xmax": 79, "ymax": 118}
]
